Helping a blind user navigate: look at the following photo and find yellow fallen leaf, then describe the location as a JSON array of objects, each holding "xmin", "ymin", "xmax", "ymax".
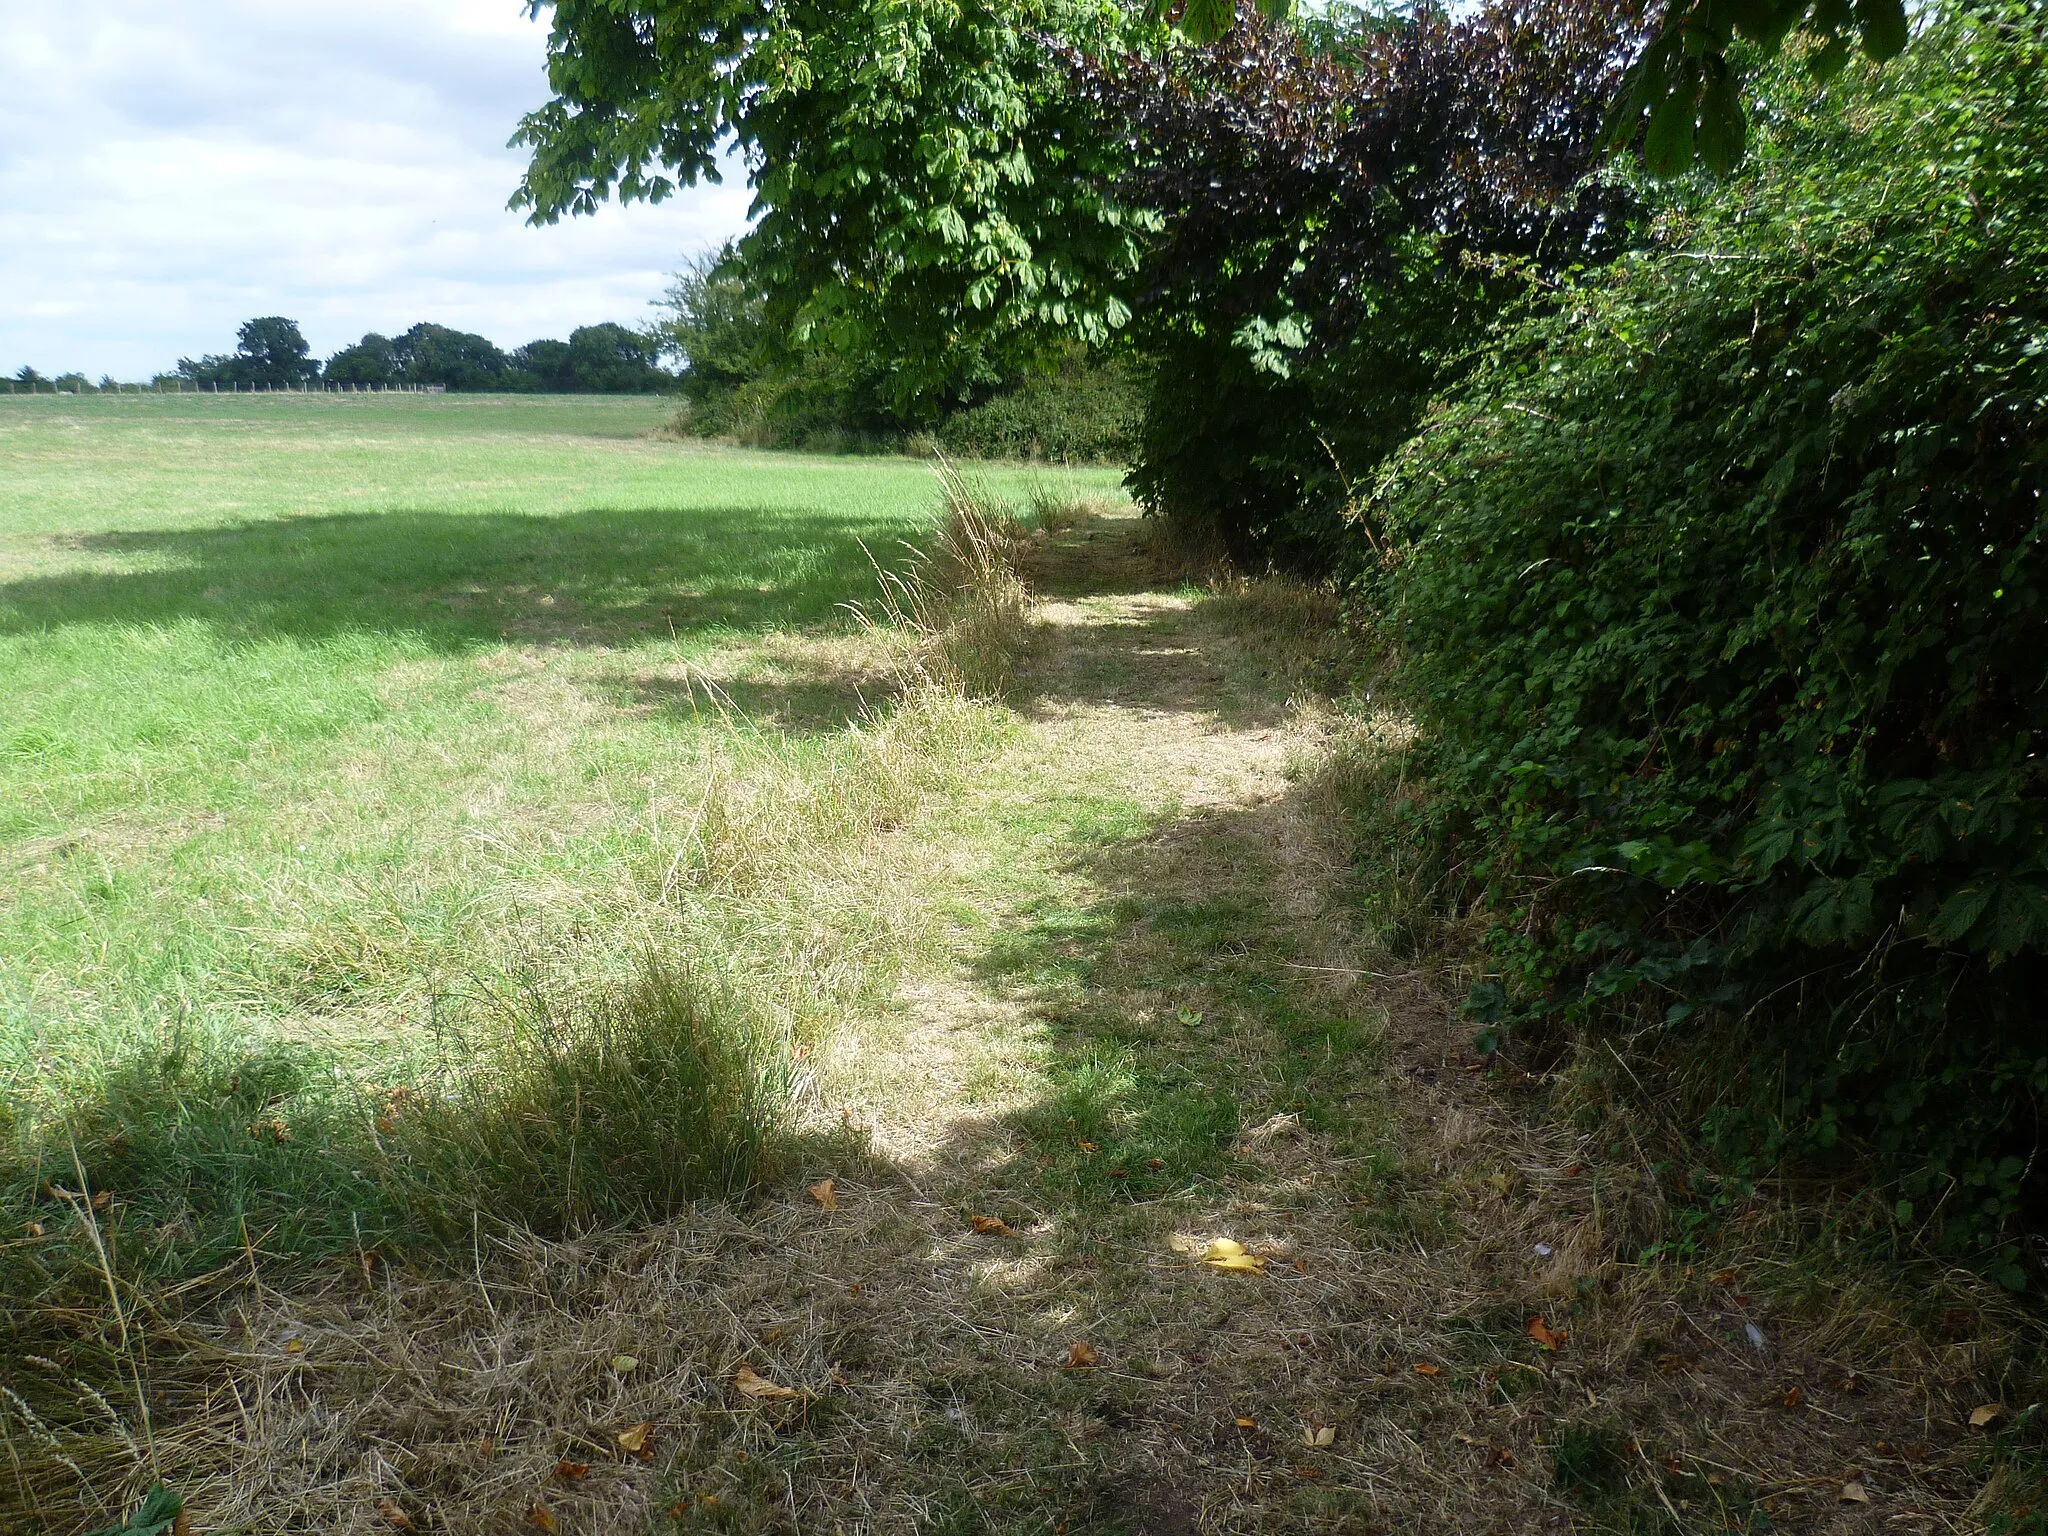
[
  {"xmin": 970, "ymin": 1214, "xmax": 1020, "ymax": 1239},
  {"xmin": 1303, "ymin": 1424, "xmax": 1337, "ymax": 1448},
  {"xmin": 609, "ymin": 1354, "xmax": 638, "ymax": 1374},
  {"xmin": 283, "ymin": 1338, "xmax": 306, "ymax": 1355},
  {"xmin": 1413, "ymin": 1362, "xmax": 1442, "ymax": 1377},
  {"xmin": 1064, "ymin": 1341, "xmax": 1099, "ymax": 1369},
  {"xmin": 1234, "ymin": 1417, "xmax": 1257, "ymax": 1430},
  {"xmin": 616, "ymin": 1422, "xmax": 655, "ymax": 1457},
  {"xmin": 1970, "ymin": 1403, "xmax": 2005, "ymax": 1430},
  {"xmin": 526, "ymin": 1503, "xmax": 558, "ymax": 1532},
  {"xmin": 1202, "ymin": 1238, "xmax": 1267, "ymax": 1274},
  {"xmin": 733, "ymin": 1364, "xmax": 805, "ymax": 1402},
  {"xmin": 807, "ymin": 1178, "xmax": 838, "ymax": 1212},
  {"xmin": 1077, "ymin": 1140, "xmax": 1099, "ymax": 1154}
]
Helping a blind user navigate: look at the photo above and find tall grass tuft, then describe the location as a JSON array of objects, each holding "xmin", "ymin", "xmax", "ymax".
[
  {"xmin": 393, "ymin": 955, "xmax": 787, "ymax": 1236},
  {"xmin": 863, "ymin": 456, "xmax": 1034, "ymax": 698}
]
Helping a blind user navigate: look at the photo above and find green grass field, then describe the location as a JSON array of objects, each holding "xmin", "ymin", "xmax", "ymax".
[{"xmin": 0, "ymin": 392, "xmax": 1118, "ymax": 1261}]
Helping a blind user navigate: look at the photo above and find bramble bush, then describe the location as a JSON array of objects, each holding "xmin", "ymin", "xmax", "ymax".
[{"xmin": 1372, "ymin": 5, "xmax": 2048, "ymax": 1269}]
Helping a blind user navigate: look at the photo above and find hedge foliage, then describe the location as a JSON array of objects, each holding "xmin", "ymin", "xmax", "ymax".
[{"xmin": 1372, "ymin": 6, "xmax": 2048, "ymax": 1264}]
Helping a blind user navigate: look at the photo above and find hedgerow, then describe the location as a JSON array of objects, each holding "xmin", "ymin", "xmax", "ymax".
[{"xmin": 1371, "ymin": 5, "xmax": 2048, "ymax": 1268}]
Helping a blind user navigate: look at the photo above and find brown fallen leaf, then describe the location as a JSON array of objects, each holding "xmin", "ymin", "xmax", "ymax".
[
  {"xmin": 527, "ymin": 1503, "xmax": 559, "ymax": 1532},
  {"xmin": 1655, "ymin": 1352, "xmax": 1697, "ymax": 1373},
  {"xmin": 1412, "ymin": 1362, "xmax": 1442, "ymax": 1378},
  {"xmin": 1781, "ymin": 1385, "xmax": 1805, "ymax": 1410},
  {"xmin": 1077, "ymin": 1140, "xmax": 1099, "ymax": 1154},
  {"xmin": 553, "ymin": 1460, "xmax": 590, "ymax": 1481},
  {"xmin": 616, "ymin": 1422, "xmax": 655, "ymax": 1458},
  {"xmin": 1201, "ymin": 1238, "xmax": 1266, "ymax": 1274},
  {"xmin": 1064, "ymin": 1341, "xmax": 1100, "ymax": 1369},
  {"xmin": 970, "ymin": 1214, "xmax": 1020, "ymax": 1239},
  {"xmin": 1145, "ymin": 1158, "xmax": 1164, "ymax": 1170},
  {"xmin": 1486, "ymin": 1445, "xmax": 1517, "ymax": 1468},
  {"xmin": 1970, "ymin": 1403, "xmax": 2006, "ymax": 1431},
  {"xmin": 374, "ymin": 1498, "xmax": 417, "ymax": 1533},
  {"xmin": 1708, "ymin": 1269, "xmax": 1737, "ymax": 1287},
  {"xmin": 1293, "ymin": 1466, "xmax": 1323, "ymax": 1480},
  {"xmin": 807, "ymin": 1178, "xmax": 838, "ymax": 1211},
  {"xmin": 1839, "ymin": 1482, "xmax": 1871, "ymax": 1505},
  {"xmin": 1525, "ymin": 1315, "xmax": 1568, "ymax": 1351},
  {"xmin": 734, "ymin": 1364, "xmax": 805, "ymax": 1402}
]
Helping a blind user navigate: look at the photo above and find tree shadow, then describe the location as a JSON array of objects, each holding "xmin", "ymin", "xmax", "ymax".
[{"xmin": 0, "ymin": 505, "xmax": 921, "ymax": 651}]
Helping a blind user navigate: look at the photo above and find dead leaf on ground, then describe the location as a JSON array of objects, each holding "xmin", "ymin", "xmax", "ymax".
[
  {"xmin": 807, "ymin": 1178, "xmax": 838, "ymax": 1211},
  {"xmin": 1781, "ymin": 1385, "xmax": 1805, "ymax": 1410},
  {"xmin": 1413, "ymin": 1362, "xmax": 1442, "ymax": 1377},
  {"xmin": 1064, "ymin": 1342, "xmax": 1099, "ymax": 1369},
  {"xmin": 734, "ymin": 1364, "xmax": 806, "ymax": 1402},
  {"xmin": 1839, "ymin": 1482, "xmax": 1871, "ymax": 1504},
  {"xmin": 1525, "ymin": 1315, "xmax": 1568, "ymax": 1351},
  {"xmin": 1709, "ymin": 1269, "xmax": 1737, "ymax": 1287},
  {"xmin": 609, "ymin": 1354, "xmax": 638, "ymax": 1374},
  {"xmin": 375, "ymin": 1499, "xmax": 417, "ymax": 1533},
  {"xmin": 527, "ymin": 1503, "xmax": 559, "ymax": 1532},
  {"xmin": 1077, "ymin": 1140, "xmax": 1099, "ymax": 1154},
  {"xmin": 616, "ymin": 1422, "xmax": 655, "ymax": 1459},
  {"xmin": 970, "ymin": 1214, "xmax": 1020, "ymax": 1239},
  {"xmin": 1234, "ymin": 1417, "xmax": 1257, "ymax": 1430},
  {"xmin": 283, "ymin": 1338, "xmax": 306, "ymax": 1355},
  {"xmin": 1202, "ymin": 1238, "xmax": 1266, "ymax": 1274},
  {"xmin": 1971, "ymin": 1403, "xmax": 2006, "ymax": 1431},
  {"xmin": 553, "ymin": 1461, "xmax": 590, "ymax": 1481},
  {"xmin": 1303, "ymin": 1424, "xmax": 1337, "ymax": 1448}
]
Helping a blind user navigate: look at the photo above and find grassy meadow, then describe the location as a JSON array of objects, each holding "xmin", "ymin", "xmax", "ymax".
[{"xmin": 0, "ymin": 391, "xmax": 1117, "ymax": 1272}]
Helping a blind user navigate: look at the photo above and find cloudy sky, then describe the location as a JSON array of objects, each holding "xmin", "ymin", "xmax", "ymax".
[{"xmin": 0, "ymin": 1, "xmax": 753, "ymax": 381}]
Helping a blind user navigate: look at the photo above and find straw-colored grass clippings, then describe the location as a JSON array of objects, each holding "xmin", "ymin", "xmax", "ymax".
[{"xmin": 4, "ymin": 508, "xmax": 2037, "ymax": 1536}]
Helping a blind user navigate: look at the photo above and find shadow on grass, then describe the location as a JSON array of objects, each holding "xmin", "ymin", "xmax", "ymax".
[{"xmin": 0, "ymin": 504, "xmax": 923, "ymax": 650}]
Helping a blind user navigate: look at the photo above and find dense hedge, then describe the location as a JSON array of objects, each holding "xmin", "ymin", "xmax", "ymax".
[
  {"xmin": 1081, "ymin": 1, "xmax": 1636, "ymax": 572},
  {"xmin": 1372, "ymin": 7, "xmax": 2048, "ymax": 1266}
]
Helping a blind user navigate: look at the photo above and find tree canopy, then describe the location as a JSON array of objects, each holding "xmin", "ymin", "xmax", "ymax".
[{"xmin": 514, "ymin": 0, "xmax": 1152, "ymax": 411}]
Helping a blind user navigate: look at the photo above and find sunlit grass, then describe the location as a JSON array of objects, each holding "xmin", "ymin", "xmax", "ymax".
[{"xmin": 0, "ymin": 392, "xmax": 1116, "ymax": 1277}]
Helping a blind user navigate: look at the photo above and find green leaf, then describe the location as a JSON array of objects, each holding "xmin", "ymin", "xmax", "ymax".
[
  {"xmin": 1643, "ymin": 58, "xmax": 1702, "ymax": 176},
  {"xmin": 84, "ymin": 1484, "xmax": 183, "ymax": 1536},
  {"xmin": 1854, "ymin": 0, "xmax": 1908, "ymax": 60},
  {"xmin": 1696, "ymin": 61, "xmax": 1747, "ymax": 175},
  {"xmin": 1179, "ymin": 0, "xmax": 1235, "ymax": 44},
  {"xmin": 1809, "ymin": 33, "xmax": 1853, "ymax": 81}
]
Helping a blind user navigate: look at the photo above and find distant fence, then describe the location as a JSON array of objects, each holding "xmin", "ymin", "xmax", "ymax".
[{"xmin": 0, "ymin": 381, "xmax": 452, "ymax": 395}]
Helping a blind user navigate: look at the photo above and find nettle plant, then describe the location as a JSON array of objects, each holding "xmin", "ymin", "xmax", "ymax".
[{"xmin": 1374, "ymin": 5, "xmax": 2048, "ymax": 1270}]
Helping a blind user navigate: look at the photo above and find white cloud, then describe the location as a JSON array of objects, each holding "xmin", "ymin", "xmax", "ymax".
[{"xmin": 0, "ymin": 0, "xmax": 752, "ymax": 379}]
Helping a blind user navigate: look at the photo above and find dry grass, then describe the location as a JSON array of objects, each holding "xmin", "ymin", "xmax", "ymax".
[{"xmin": 5, "ymin": 512, "xmax": 2040, "ymax": 1536}]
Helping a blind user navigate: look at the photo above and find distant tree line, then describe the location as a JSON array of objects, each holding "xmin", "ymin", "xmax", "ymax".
[{"xmin": 165, "ymin": 317, "xmax": 673, "ymax": 393}]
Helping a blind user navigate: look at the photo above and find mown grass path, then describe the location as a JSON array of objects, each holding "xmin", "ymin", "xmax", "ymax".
[{"xmin": 106, "ymin": 511, "xmax": 2006, "ymax": 1536}]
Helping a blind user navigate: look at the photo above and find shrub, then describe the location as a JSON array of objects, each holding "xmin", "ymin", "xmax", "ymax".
[
  {"xmin": 1372, "ymin": 6, "xmax": 2048, "ymax": 1266},
  {"xmin": 1078, "ymin": 0, "xmax": 1638, "ymax": 571}
]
